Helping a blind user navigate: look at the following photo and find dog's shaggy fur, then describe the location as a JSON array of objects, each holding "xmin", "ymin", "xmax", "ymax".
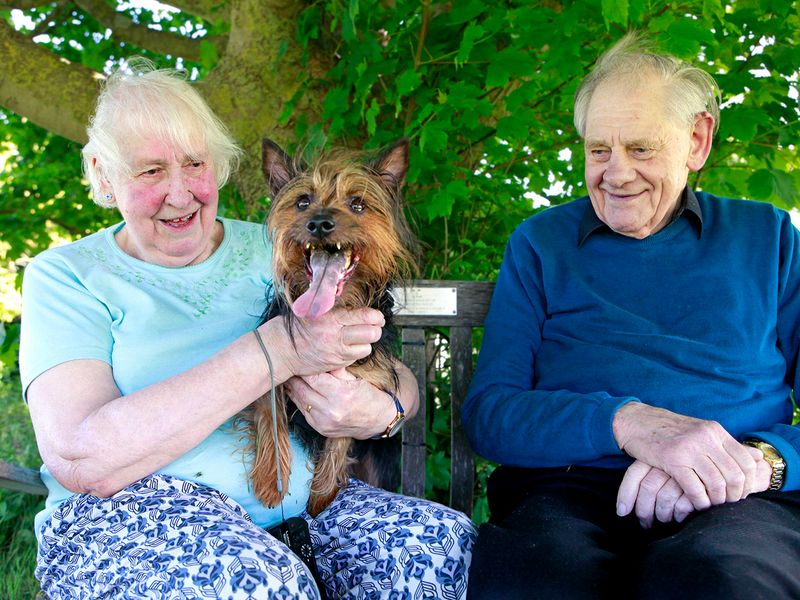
[{"xmin": 243, "ymin": 138, "xmax": 419, "ymax": 516}]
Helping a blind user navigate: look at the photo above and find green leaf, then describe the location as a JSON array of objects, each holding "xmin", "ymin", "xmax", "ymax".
[
  {"xmin": 199, "ymin": 40, "xmax": 218, "ymax": 72},
  {"xmin": 496, "ymin": 110, "xmax": 535, "ymax": 140},
  {"xmin": 448, "ymin": 0, "xmax": 488, "ymax": 25},
  {"xmin": 277, "ymin": 40, "xmax": 288, "ymax": 61},
  {"xmin": 671, "ymin": 19, "xmax": 716, "ymax": 45},
  {"xmin": 627, "ymin": 0, "xmax": 649, "ymax": 25},
  {"xmin": 601, "ymin": 0, "xmax": 628, "ymax": 28},
  {"xmin": 429, "ymin": 188, "xmax": 456, "ymax": 220},
  {"xmin": 296, "ymin": 4, "xmax": 321, "ymax": 48},
  {"xmin": 445, "ymin": 179, "xmax": 469, "ymax": 201},
  {"xmin": 719, "ymin": 107, "xmax": 768, "ymax": 142},
  {"xmin": 348, "ymin": 0, "xmax": 359, "ymax": 21},
  {"xmin": 419, "ymin": 125, "xmax": 448, "ymax": 154},
  {"xmin": 457, "ymin": 22, "xmax": 485, "ymax": 66},
  {"xmin": 356, "ymin": 59, "xmax": 367, "ymax": 79},
  {"xmin": 323, "ymin": 87, "xmax": 350, "ymax": 118},
  {"xmin": 702, "ymin": 0, "xmax": 725, "ymax": 22},
  {"xmin": 396, "ymin": 70, "xmax": 422, "ymax": 97},
  {"xmin": 486, "ymin": 48, "xmax": 536, "ymax": 88},
  {"xmin": 365, "ymin": 98, "xmax": 380, "ymax": 136},
  {"xmin": 341, "ymin": 0, "xmax": 359, "ymax": 40},
  {"xmin": 747, "ymin": 169, "xmax": 775, "ymax": 200},
  {"xmin": 774, "ymin": 169, "xmax": 799, "ymax": 208}
]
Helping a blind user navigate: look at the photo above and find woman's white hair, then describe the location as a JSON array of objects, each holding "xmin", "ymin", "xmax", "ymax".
[
  {"xmin": 574, "ymin": 32, "xmax": 721, "ymax": 138},
  {"xmin": 83, "ymin": 58, "xmax": 241, "ymax": 207}
]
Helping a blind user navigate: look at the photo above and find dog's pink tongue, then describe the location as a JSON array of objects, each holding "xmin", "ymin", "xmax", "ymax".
[{"xmin": 292, "ymin": 250, "xmax": 347, "ymax": 320}]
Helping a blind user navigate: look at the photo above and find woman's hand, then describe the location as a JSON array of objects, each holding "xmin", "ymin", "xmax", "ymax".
[
  {"xmin": 284, "ymin": 361, "xmax": 419, "ymax": 439},
  {"xmin": 259, "ymin": 308, "xmax": 385, "ymax": 381}
]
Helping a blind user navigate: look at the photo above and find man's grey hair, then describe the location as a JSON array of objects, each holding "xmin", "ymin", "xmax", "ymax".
[
  {"xmin": 82, "ymin": 58, "xmax": 241, "ymax": 208},
  {"xmin": 573, "ymin": 32, "xmax": 721, "ymax": 138}
]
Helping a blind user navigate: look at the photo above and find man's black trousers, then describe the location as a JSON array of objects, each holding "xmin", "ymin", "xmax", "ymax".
[{"xmin": 467, "ymin": 466, "xmax": 800, "ymax": 599}]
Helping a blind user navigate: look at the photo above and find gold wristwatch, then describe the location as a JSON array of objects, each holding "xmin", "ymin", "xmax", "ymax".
[
  {"xmin": 743, "ymin": 440, "xmax": 786, "ymax": 491},
  {"xmin": 374, "ymin": 391, "xmax": 405, "ymax": 439}
]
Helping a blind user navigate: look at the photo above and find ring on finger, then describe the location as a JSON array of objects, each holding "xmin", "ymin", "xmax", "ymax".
[{"xmin": 306, "ymin": 404, "xmax": 312, "ymax": 414}]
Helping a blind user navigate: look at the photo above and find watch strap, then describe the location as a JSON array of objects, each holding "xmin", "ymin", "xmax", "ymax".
[
  {"xmin": 372, "ymin": 390, "xmax": 405, "ymax": 439},
  {"xmin": 743, "ymin": 439, "xmax": 786, "ymax": 491}
]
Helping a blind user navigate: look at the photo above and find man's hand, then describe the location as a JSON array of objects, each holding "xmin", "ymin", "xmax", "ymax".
[
  {"xmin": 613, "ymin": 403, "xmax": 762, "ymax": 511},
  {"xmin": 617, "ymin": 460, "xmax": 694, "ymax": 528},
  {"xmin": 617, "ymin": 450, "xmax": 774, "ymax": 529}
]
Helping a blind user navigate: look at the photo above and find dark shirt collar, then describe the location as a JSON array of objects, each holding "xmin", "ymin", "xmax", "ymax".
[{"xmin": 578, "ymin": 187, "xmax": 703, "ymax": 246}]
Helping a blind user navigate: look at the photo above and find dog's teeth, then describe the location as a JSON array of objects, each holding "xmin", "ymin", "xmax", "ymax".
[{"xmin": 336, "ymin": 243, "xmax": 342, "ymax": 250}]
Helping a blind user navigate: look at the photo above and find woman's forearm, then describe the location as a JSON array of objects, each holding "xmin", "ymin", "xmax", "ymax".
[{"xmin": 30, "ymin": 322, "xmax": 289, "ymax": 496}]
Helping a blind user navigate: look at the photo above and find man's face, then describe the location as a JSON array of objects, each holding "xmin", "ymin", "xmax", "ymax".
[{"xmin": 583, "ymin": 76, "xmax": 704, "ymax": 239}]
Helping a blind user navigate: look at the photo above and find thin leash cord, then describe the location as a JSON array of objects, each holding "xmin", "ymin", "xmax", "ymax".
[{"xmin": 253, "ymin": 328, "xmax": 285, "ymax": 522}]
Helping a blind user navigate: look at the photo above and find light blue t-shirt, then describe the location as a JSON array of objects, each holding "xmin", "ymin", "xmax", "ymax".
[{"xmin": 19, "ymin": 217, "xmax": 313, "ymax": 536}]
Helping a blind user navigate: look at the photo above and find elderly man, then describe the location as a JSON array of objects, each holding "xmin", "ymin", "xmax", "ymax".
[{"xmin": 463, "ymin": 33, "xmax": 800, "ymax": 599}]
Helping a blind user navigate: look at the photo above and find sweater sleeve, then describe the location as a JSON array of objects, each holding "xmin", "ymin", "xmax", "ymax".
[
  {"xmin": 462, "ymin": 226, "xmax": 636, "ymax": 467},
  {"xmin": 746, "ymin": 210, "xmax": 800, "ymax": 491}
]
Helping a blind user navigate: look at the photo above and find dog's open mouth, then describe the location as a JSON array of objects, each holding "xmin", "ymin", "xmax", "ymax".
[{"xmin": 291, "ymin": 243, "xmax": 361, "ymax": 320}]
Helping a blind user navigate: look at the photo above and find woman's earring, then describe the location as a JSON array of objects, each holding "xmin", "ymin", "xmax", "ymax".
[{"xmin": 104, "ymin": 192, "xmax": 113, "ymax": 202}]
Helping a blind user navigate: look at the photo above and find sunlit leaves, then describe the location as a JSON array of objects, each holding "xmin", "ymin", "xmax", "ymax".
[
  {"xmin": 2, "ymin": 0, "xmax": 799, "ymax": 289},
  {"xmin": 0, "ymin": 111, "xmax": 115, "ymax": 265}
]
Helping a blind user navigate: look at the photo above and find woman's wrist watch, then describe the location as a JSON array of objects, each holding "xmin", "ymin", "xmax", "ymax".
[
  {"xmin": 373, "ymin": 390, "xmax": 405, "ymax": 439},
  {"xmin": 743, "ymin": 439, "xmax": 786, "ymax": 491}
]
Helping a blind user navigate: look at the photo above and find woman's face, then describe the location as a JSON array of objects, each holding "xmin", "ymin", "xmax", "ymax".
[{"xmin": 106, "ymin": 138, "xmax": 222, "ymax": 267}]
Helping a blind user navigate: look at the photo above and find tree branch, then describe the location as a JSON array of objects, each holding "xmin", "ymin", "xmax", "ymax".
[
  {"xmin": 0, "ymin": 0, "xmax": 54, "ymax": 9},
  {"xmin": 0, "ymin": 20, "xmax": 99, "ymax": 143},
  {"xmin": 72, "ymin": 0, "xmax": 220, "ymax": 61}
]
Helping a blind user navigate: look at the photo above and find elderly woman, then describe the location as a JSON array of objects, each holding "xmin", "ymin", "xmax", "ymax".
[{"xmin": 20, "ymin": 61, "xmax": 475, "ymax": 599}]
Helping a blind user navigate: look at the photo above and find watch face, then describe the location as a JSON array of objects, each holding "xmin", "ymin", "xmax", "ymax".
[{"xmin": 747, "ymin": 441, "xmax": 786, "ymax": 490}]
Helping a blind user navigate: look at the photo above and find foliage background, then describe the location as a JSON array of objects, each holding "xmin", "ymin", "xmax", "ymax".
[{"xmin": 1, "ymin": 0, "xmax": 799, "ymax": 595}]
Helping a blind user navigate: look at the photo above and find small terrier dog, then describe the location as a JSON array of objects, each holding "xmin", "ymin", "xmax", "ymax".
[{"xmin": 246, "ymin": 137, "xmax": 419, "ymax": 515}]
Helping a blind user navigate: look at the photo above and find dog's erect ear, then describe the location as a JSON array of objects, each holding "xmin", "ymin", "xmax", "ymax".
[
  {"xmin": 262, "ymin": 138, "xmax": 297, "ymax": 199},
  {"xmin": 372, "ymin": 138, "xmax": 410, "ymax": 193}
]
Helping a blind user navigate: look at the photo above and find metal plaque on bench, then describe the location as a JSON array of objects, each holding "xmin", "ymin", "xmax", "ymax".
[{"xmin": 391, "ymin": 286, "xmax": 457, "ymax": 316}]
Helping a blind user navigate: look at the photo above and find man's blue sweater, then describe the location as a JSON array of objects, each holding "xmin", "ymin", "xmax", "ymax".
[{"xmin": 463, "ymin": 191, "xmax": 800, "ymax": 491}]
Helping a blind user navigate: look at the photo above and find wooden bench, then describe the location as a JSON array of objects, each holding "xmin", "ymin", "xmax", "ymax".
[{"xmin": 0, "ymin": 279, "xmax": 495, "ymax": 516}]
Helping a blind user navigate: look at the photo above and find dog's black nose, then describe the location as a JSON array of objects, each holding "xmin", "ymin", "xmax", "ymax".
[{"xmin": 307, "ymin": 212, "xmax": 336, "ymax": 238}]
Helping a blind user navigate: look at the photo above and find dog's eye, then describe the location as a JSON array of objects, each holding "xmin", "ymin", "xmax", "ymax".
[
  {"xmin": 349, "ymin": 196, "xmax": 365, "ymax": 213},
  {"xmin": 296, "ymin": 194, "xmax": 311, "ymax": 211}
]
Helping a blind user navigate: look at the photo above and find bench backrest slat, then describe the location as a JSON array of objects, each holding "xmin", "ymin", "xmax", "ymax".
[
  {"xmin": 400, "ymin": 326, "xmax": 428, "ymax": 499},
  {"xmin": 396, "ymin": 280, "xmax": 495, "ymax": 514},
  {"xmin": 449, "ymin": 325, "xmax": 475, "ymax": 515},
  {"xmin": 0, "ymin": 459, "xmax": 47, "ymax": 495}
]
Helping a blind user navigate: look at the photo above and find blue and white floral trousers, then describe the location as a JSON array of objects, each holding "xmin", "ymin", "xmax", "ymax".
[{"xmin": 36, "ymin": 476, "xmax": 476, "ymax": 599}]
